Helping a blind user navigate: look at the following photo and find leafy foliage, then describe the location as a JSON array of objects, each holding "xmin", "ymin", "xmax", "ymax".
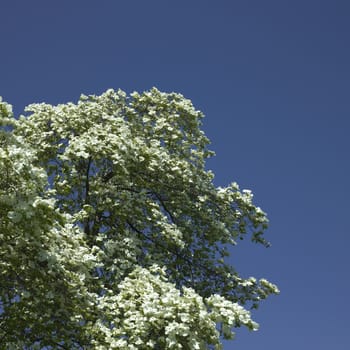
[{"xmin": 0, "ymin": 90, "xmax": 278, "ymax": 349}]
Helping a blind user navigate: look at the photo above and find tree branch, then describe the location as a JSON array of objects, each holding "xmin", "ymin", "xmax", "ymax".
[{"xmin": 84, "ymin": 157, "xmax": 92, "ymax": 235}]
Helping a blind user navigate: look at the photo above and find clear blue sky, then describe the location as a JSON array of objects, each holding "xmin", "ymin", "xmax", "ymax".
[{"xmin": 1, "ymin": 1, "xmax": 349, "ymax": 349}]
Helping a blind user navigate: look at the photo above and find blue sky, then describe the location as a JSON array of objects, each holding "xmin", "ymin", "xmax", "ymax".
[{"xmin": 1, "ymin": 1, "xmax": 349, "ymax": 349}]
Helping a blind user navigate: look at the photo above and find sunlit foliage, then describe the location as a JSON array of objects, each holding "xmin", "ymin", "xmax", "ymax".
[{"xmin": 0, "ymin": 90, "xmax": 278, "ymax": 349}]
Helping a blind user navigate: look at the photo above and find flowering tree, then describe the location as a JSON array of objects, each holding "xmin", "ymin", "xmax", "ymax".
[{"xmin": 0, "ymin": 89, "xmax": 278, "ymax": 349}]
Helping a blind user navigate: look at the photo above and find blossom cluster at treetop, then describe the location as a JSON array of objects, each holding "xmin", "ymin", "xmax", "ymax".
[{"xmin": 0, "ymin": 89, "xmax": 279, "ymax": 349}]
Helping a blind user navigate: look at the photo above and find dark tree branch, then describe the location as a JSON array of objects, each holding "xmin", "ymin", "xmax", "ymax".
[{"xmin": 84, "ymin": 157, "xmax": 92, "ymax": 235}]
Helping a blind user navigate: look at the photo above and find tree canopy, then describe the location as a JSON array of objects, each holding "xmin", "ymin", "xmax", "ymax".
[{"xmin": 0, "ymin": 89, "xmax": 278, "ymax": 349}]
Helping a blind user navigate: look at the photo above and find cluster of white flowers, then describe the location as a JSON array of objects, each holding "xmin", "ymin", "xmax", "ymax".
[
  {"xmin": 89, "ymin": 266, "xmax": 257, "ymax": 349},
  {"xmin": 0, "ymin": 90, "xmax": 278, "ymax": 348}
]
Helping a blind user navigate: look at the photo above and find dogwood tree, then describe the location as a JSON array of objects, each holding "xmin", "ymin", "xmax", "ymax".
[{"xmin": 0, "ymin": 89, "xmax": 278, "ymax": 349}]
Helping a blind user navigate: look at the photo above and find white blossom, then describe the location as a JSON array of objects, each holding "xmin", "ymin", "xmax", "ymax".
[{"xmin": 0, "ymin": 90, "xmax": 278, "ymax": 348}]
